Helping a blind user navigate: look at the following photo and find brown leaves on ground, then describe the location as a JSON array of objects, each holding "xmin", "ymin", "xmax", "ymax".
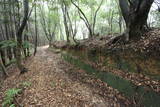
[
  {"xmin": 0, "ymin": 46, "xmax": 132, "ymax": 107},
  {"xmin": 51, "ymin": 28, "xmax": 160, "ymax": 57},
  {"xmin": 132, "ymin": 28, "xmax": 160, "ymax": 54},
  {"xmin": 51, "ymin": 28, "xmax": 160, "ymax": 93}
]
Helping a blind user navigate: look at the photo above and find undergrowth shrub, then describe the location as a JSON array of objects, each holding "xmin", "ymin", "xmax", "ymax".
[{"xmin": 2, "ymin": 88, "xmax": 21, "ymax": 107}]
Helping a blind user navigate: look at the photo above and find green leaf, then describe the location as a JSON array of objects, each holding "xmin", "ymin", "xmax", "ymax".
[{"xmin": 2, "ymin": 88, "xmax": 21, "ymax": 107}]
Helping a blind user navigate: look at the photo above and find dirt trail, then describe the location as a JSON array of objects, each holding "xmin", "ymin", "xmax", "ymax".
[{"xmin": 0, "ymin": 46, "xmax": 131, "ymax": 107}]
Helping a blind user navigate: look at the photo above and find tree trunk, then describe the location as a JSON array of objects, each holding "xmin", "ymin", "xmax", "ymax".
[
  {"xmin": 34, "ymin": 1, "xmax": 38, "ymax": 56},
  {"xmin": 61, "ymin": 3, "xmax": 70, "ymax": 43},
  {"xmin": 0, "ymin": 26, "xmax": 6, "ymax": 66},
  {"xmin": 0, "ymin": 56, "xmax": 8, "ymax": 77},
  {"xmin": 71, "ymin": 0, "xmax": 93, "ymax": 38},
  {"xmin": 27, "ymin": 36, "xmax": 30, "ymax": 57},
  {"xmin": 92, "ymin": 0, "xmax": 103, "ymax": 36},
  {"xmin": 119, "ymin": 0, "xmax": 154, "ymax": 40},
  {"xmin": 16, "ymin": 0, "xmax": 29, "ymax": 74},
  {"xmin": 0, "ymin": 50, "xmax": 6, "ymax": 66}
]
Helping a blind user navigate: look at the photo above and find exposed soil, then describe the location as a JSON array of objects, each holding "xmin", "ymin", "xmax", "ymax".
[
  {"xmin": 50, "ymin": 29, "xmax": 160, "ymax": 94},
  {"xmin": 0, "ymin": 46, "xmax": 133, "ymax": 107},
  {"xmin": 87, "ymin": 60, "xmax": 160, "ymax": 93}
]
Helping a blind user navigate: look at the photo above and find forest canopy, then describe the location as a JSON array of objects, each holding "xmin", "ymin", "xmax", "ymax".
[{"xmin": 0, "ymin": 0, "xmax": 159, "ymax": 72}]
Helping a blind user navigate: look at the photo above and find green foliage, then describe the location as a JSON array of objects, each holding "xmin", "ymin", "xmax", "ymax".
[
  {"xmin": 58, "ymin": 0, "xmax": 71, "ymax": 6},
  {"xmin": 0, "ymin": 40, "xmax": 16, "ymax": 49},
  {"xmin": 50, "ymin": 81, "xmax": 56, "ymax": 87},
  {"xmin": 80, "ymin": 0, "xmax": 97, "ymax": 9},
  {"xmin": 21, "ymin": 81, "xmax": 32, "ymax": 88},
  {"xmin": 149, "ymin": 10, "xmax": 160, "ymax": 27},
  {"xmin": 2, "ymin": 88, "xmax": 21, "ymax": 107},
  {"xmin": 9, "ymin": 104, "xmax": 16, "ymax": 107},
  {"xmin": 0, "ymin": 40, "xmax": 32, "ymax": 49},
  {"xmin": 22, "ymin": 41, "xmax": 33, "ymax": 49}
]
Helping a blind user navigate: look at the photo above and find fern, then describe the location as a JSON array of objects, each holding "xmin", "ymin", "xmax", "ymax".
[
  {"xmin": 0, "ymin": 40, "xmax": 32, "ymax": 49},
  {"xmin": 0, "ymin": 40, "xmax": 17, "ymax": 49},
  {"xmin": 2, "ymin": 88, "xmax": 21, "ymax": 107},
  {"xmin": 9, "ymin": 104, "xmax": 15, "ymax": 107}
]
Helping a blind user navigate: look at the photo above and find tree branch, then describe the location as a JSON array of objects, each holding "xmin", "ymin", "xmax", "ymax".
[
  {"xmin": 93, "ymin": 0, "xmax": 103, "ymax": 34},
  {"xmin": 71, "ymin": 0, "xmax": 91, "ymax": 29}
]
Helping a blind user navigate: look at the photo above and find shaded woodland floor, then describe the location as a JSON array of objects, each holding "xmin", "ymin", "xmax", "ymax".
[
  {"xmin": 1, "ymin": 29, "xmax": 160, "ymax": 107},
  {"xmin": 0, "ymin": 46, "xmax": 133, "ymax": 107}
]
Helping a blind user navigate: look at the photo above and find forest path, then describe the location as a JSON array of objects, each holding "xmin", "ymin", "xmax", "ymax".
[{"xmin": 0, "ymin": 46, "xmax": 131, "ymax": 107}]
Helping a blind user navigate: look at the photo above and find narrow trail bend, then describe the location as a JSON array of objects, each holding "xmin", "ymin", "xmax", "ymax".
[{"xmin": 0, "ymin": 46, "xmax": 131, "ymax": 107}]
